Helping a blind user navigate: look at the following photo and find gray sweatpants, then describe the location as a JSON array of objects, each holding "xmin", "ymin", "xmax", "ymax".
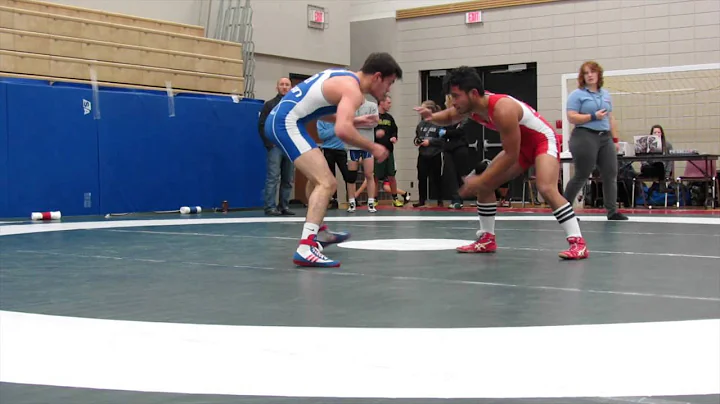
[{"xmin": 563, "ymin": 127, "xmax": 619, "ymax": 215}]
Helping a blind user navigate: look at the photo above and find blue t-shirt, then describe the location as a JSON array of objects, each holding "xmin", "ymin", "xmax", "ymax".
[
  {"xmin": 567, "ymin": 87, "xmax": 612, "ymax": 131},
  {"xmin": 317, "ymin": 120, "xmax": 345, "ymax": 150}
]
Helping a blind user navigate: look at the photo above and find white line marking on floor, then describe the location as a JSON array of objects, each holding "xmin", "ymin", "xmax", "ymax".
[
  {"xmin": 443, "ymin": 226, "xmax": 720, "ymax": 237},
  {"xmin": 334, "ymin": 236, "xmax": 720, "ymax": 260},
  {"xmin": 331, "ymin": 272, "xmax": 720, "ymax": 302},
  {"xmin": 12, "ymin": 250, "xmax": 279, "ymax": 271},
  {"xmin": 1, "ymin": 215, "xmax": 719, "ymax": 237},
  {"xmin": 105, "ymin": 229, "xmax": 297, "ymax": 240},
  {"xmin": 344, "ymin": 223, "xmax": 419, "ymax": 229},
  {"xmin": 336, "ymin": 238, "xmax": 469, "ymax": 251},
  {"xmin": 497, "ymin": 246, "xmax": 720, "ymax": 260},
  {"xmin": 13, "ymin": 226, "xmax": 719, "ymax": 260},
  {"xmin": 345, "ymin": 223, "xmax": 720, "ymax": 238},
  {"xmin": 586, "ymin": 397, "xmax": 697, "ymax": 404},
  {"xmin": 1, "ymin": 310, "xmax": 718, "ymax": 398}
]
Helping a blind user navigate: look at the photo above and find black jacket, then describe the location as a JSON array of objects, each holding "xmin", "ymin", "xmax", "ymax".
[
  {"xmin": 374, "ymin": 112, "xmax": 398, "ymax": 153},
  {"xmin": 414, "ymin": 120, "xmax": 445, "ymax": 158},
  {"xmin": 257, "ymin": 93, "xmax": 283, "ymax": 149},
  {"xmin": 442, "ymin": 119, "xmax": 469, "ymax": 151}
]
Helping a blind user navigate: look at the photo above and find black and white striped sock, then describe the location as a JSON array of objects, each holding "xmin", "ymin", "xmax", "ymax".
[
  {"xmin": 553, "ymin": 203, "xmax": 582, "ymax": 238},
  {"xmin": 476, "ymin": 202, "xmax": 497, "ymax": 235}
]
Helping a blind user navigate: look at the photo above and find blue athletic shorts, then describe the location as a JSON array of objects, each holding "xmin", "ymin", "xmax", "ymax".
[{"xmin": 347, "ymin": 149, "xmax": 371, "ymax": 162}]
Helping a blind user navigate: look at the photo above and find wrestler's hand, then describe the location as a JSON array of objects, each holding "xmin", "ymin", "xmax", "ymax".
[
  {"xmin": 459, "ymin": 172, "xmax": 484, "ymax": 198},
  {"xmin": 413, "ymin": 106, "xmax": 433, "ymax": 121},
  {"xmin": 355, "ymin": 114, "xmax": 379, "ymax": 128},
  {"xmin": 371, "ymin": 143, "xmax": 389, "ymax": 163}
]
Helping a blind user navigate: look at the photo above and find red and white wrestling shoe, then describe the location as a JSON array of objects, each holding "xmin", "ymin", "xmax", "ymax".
[
  {"xmin": 456, "ymin": 231, "xmax": 497, "ymax": 253},
  {"xmin": 558, "ymin": 236, "xmax": 589, "ymax": 260}
]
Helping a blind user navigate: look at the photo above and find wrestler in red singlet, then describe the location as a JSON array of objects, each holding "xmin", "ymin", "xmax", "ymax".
[
  {"xmin": 414, "ymin": 66, "xmax": 588, "ymax": 260},
  {"xmin": 470, "ymin": 91, "xmax": 561, "ymax": 171}
]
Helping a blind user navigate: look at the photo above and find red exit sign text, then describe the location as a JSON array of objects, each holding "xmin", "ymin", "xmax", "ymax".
[{"xmin": 465, "ymin": 11, "xmax": 482, "ymax": 24}]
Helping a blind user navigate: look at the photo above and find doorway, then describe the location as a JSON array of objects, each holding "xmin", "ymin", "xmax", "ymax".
[
  {"xmin": 288, "ymin": 73, "xmax": 321, "ymax": 205},
  {"xmin": 419, "ymin": 63, "xmax": 538, "ymax": 202}
]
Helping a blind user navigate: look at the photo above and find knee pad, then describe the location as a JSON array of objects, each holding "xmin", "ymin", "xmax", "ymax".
[{"xmin": 346, "ymin": 170, "xmax": 358, "ymax": 184}]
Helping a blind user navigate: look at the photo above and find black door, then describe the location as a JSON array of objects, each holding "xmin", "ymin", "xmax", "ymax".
[{"xmin": 423, "ymin": 70, "xmax": 448, "ymax": 109}]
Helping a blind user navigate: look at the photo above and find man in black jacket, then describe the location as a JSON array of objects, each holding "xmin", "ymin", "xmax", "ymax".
[{"xmin": 258, "ymin": 77, "xmax": 295, "ymax": 216}]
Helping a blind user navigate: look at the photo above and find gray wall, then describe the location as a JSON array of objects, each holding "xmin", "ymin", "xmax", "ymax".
[
  {"xmin": 353, "ymin": 0, "xmax": 720, "ymax": 195},
  {"xmin": 350, "ymin": 17, "xmax": 397, "ymax": 70},
  {"xmin": 350, "ymin": 0, "xmax": 462, "ymax": 22},
  {"xmin": 252, "ymin": 0, "xmax": 350, "ymax": 66},
  {"xmin": 251, "ymin": 1, "xmax": 351, "ymax": 102}
]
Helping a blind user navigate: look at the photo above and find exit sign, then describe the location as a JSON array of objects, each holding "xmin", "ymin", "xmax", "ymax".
[
  {"xmin": 465, "ymin": 10, "xmax": 482, "ymax": 24},
  {"xmin": 307, "ymin": 5, "xmax": 327, "ymax": 29},
  {"xmin": 312, "ymin": 10, "xmax": 325, "ymax": 23}
]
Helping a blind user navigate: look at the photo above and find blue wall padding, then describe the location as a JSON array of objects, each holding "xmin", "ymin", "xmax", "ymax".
[
  {"xmin": 97, "ymin": 92, "xmax": 265, "ymax": 214},
  {"xmin": 96, "ymin": 90, "xmax": 183, "ymax": 214},
  {"xmin": 193, "ymin": 95, "xmax": 267, "ymax": 209},
  {"xmin": 0, "ymin": 78, "xmax": 265, "ymax": 218},
  {"xmin": 0, "ymin": 83, "xmax": 8, "ymax": 217},
  {"xmin": 4, "ymin": 82, "xmax": 101, "ymax": 218}
]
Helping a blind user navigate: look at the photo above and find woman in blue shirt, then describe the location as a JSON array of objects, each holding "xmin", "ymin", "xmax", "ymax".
[{"xmin": 563, "ymin": 61, "xmax": 628, "ymax": 220}]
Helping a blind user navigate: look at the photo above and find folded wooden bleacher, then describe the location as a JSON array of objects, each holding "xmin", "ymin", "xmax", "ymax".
[{"xmin": 0, "ymin": 0, "xmax": 244, "ymax": 95}]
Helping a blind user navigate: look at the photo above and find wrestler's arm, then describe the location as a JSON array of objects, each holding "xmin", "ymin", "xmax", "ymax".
[
  {"xmin": 319, "ymin": 114, "xmax": 377, "ymax": 128},
  {"xmin": 432, "ymin": 106, "xmax": 466, "ymax": 126},
  {"xmin": 415, "ymin": 105, "xmax": 467, "ymax": 126},
  {"xmin": 333, "ymin": 85, "xmax": 377, "ymax": 151}
]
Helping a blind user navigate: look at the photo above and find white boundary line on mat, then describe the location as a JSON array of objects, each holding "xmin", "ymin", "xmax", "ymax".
[{"xmin": 1, "ymin": 214, "xmax": 719, "ymax": 237}]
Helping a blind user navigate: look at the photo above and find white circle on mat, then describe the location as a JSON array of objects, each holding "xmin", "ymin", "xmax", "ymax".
[{"xmin": 338, "ymin": 238, "xmax": 470, "ymax": 251}]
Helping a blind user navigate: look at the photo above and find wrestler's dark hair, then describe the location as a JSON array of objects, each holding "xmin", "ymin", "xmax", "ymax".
[
  {"xmin": 361, "ymin": 52, "xmax": 403, "ymax": 80},
  {"xmin": 443, "ymin": 66, "xmax": 484, "ymax": 97}
]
